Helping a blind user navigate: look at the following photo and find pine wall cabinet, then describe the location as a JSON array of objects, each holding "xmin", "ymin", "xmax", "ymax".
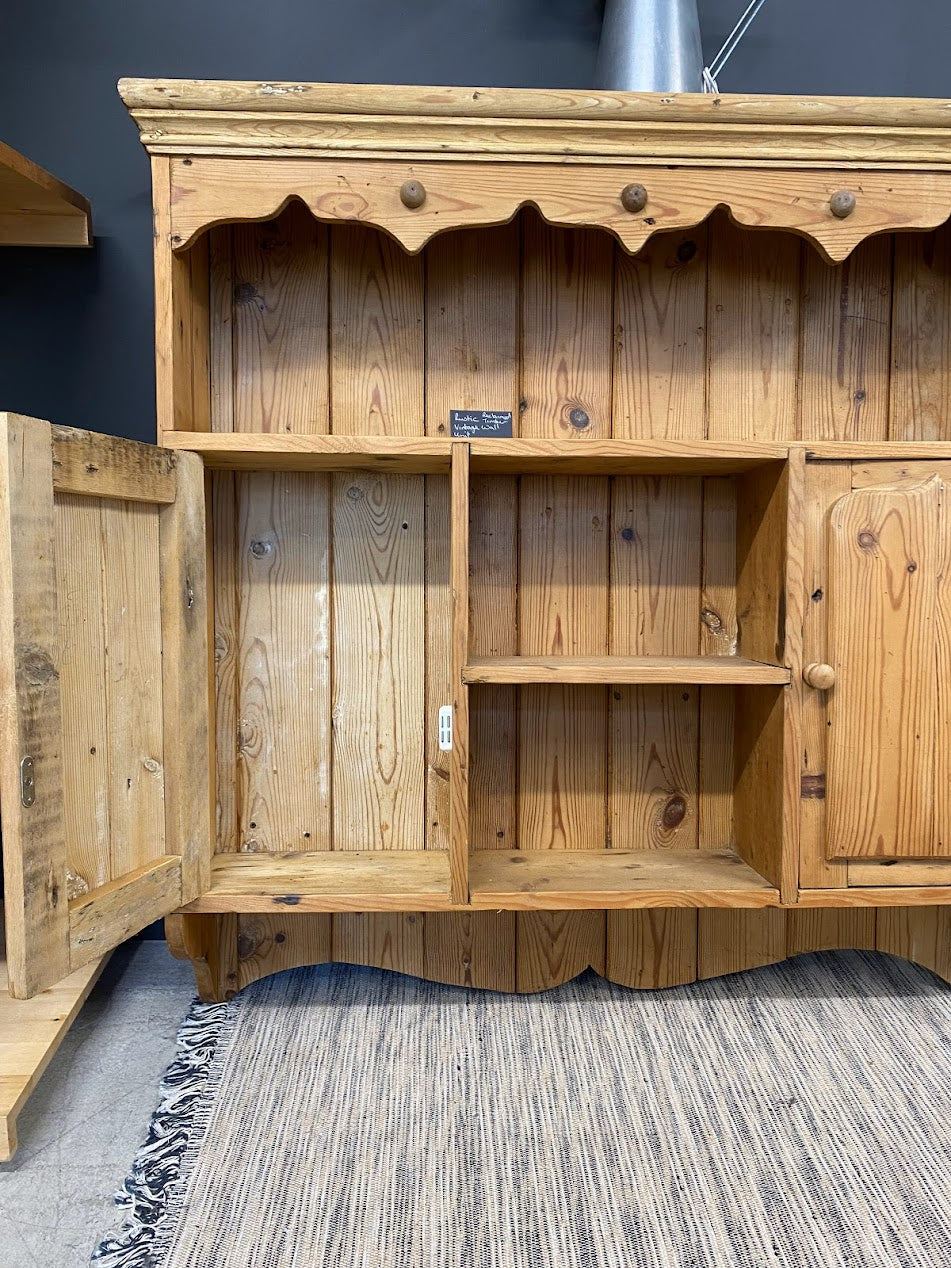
[{"xmin": 4, "ymin": 79, "xmax": 951, "ymax": 1008}]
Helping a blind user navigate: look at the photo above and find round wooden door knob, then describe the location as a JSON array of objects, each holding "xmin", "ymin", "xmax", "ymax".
[
  {"xmin": 829, "ymin": 190, "xmax": 857, "ymax": 219},
  {"xmin": 399, "ymin": 180, "xmax": 426, "ymax": 209},
  {"xmin": 620, "ymin": 182, "xmax": 648, "ymax": 213},
  {"xmin": 803, "ymin": 663, "xmax": 836, "ymax": 689}
]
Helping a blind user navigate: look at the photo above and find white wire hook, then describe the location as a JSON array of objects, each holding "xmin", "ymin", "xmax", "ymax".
[{"xmin": 702, "ymin": 0, "xmax": 769, "ymax": 93}]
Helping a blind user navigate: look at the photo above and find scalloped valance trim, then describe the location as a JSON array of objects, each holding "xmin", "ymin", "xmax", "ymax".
[{"xmin": 165, "ymin": 157, "xmax": 951, "ymax": 264}]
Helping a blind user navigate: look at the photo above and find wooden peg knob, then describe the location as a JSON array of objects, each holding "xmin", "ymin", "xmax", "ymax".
[
  {"xmin": 829, "ymin": 190, "xmax": 856, "ymax": 219},
  {"xmin": 399, "ymin": 180, "xmax": 426, "ymax": 209},
  {"xmin": 620, "ymin": 182, "xmax": 648, "ymax": 213},
  {"xmin": 803, "ymin": 662, "xmax": 836, "ymax": 689}
]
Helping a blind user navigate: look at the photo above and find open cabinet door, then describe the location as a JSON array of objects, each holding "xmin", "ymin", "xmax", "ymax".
[{"xmin": 0, "ymin": 414, "xmax": 210, "ymax": 999}]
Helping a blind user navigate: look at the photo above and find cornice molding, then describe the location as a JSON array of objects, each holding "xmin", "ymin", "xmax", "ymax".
[{"xmin": 119, "ymin": 79, "xmax": 951, "ymax": 170}]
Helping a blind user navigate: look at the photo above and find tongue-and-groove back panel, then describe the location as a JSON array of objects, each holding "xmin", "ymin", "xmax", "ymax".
[{"xmin": 199, "ymin": 206, "xmax": 951, "ymax": 991}]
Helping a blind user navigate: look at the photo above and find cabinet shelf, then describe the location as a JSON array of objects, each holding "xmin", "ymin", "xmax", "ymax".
[
  {"xmin": 469, "ymin": 849, "xmax": 780, "ymax": 910},
  {"xmin": 161, "ymin": 432, "xmax": 792, "ymax": 477},
  {"xmin": 182, "ymin": 848, "xmax": 780, "ymax": 912},
  {"xmin": 182, "ymin": 850, "xmax": 453, "ymax": 913},
  {"xmin": 468, "ymin": 438, "xmax": 788, "ymax": 475},
  {"xmin": 162, "ymin": 432, "xmax": 452, "ymax": 473},
  {"xmin": 463, "ymin": 655, "xmax": 790, "ymax": 686}
]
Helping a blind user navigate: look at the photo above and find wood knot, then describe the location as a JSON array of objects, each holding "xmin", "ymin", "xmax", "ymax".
[
  {"xmin": 857, "ymin": 530, "xmax": 877, "ymax": 551},
  {"xmin": 19, "ymin": 645, "xmax": 58, "ymax": 688},
  {"xmin": 249, "ymin": 539, "xmax": 273, "ymax": 558},
  {"xmin": 568, "ymin": 407, "xmax": 590, "ymax": 430},
  {"xmin": 661, "ymin": 794, "xmax": 687, "ymax": 829},
  {"xmin": 233, "ymin": 282, "xmax": 263, "ymax": 308},
  {"xmin": 620, "ymin": 526, "xmax": 635, "ymax": 543},
  {"xmin": 675, "ymin": 240, "xmax": 697, "ymax": 264},
  {"xmin": 700, "ymin": 607, "xmax": 722, "ymax": 633}
]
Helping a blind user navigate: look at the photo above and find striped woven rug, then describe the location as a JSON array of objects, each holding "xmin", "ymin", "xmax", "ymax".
[{"xmin": 92, "ymin": 950, "xmax": 951, "ymax": 1267}]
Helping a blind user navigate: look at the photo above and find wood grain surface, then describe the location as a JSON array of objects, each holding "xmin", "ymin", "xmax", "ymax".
[
  {"xmin": 131, "ymin": 110, "xmax": 951, "ymax": 1004},
  {"xmin": 828, "ymin": 478, "xmax": 942, "ymax": 857}
]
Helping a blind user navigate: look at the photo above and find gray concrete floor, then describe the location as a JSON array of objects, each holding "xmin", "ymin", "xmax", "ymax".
[{"xmin": 0, "ymin": 941, "xmax": 197, "ymax": 1267}]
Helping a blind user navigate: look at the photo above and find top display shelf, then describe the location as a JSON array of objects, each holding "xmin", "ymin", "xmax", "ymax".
[{"xmin": 118, "ymin": 78, "xmax": 951, "ymax": 167}]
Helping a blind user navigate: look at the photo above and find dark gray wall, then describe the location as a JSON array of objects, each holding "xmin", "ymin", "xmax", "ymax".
[{"xmin": 1, "ymin": 0, "xmax": 950, "ymax": 445}]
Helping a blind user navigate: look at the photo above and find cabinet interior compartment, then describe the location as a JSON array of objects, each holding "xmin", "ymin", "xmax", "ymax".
[
  {"xmin": 166, "ymin": 210, "xmax": 799, "ymax": 911},
  {"xmin": 466, "ymin": 464, "xmax": 789, "ymax": 905},
  {"xmin": 203, "ymin": 466, "xmax": 454, "ymax": 909}
]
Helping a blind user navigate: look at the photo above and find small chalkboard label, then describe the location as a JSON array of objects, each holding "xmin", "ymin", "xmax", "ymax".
[{"xmin": 449, "ymin": 409, "xmax": 514, "ymax": 438}]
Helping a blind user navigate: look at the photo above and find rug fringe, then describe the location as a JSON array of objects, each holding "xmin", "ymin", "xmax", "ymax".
[{"xmin": 90, "ymin": 995, "xmax": 238, "ymax": 1267}]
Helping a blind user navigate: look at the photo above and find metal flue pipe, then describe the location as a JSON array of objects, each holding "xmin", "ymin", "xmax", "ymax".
[{"xmin": 594, "ymin": 0, "xmax": 704, "ymax": 93}]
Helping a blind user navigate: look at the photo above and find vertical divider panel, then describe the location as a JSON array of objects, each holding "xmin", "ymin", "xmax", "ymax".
[
  {"xmin": 699, "ymin": 478, "xmax": 737, "ymax": 851},
  {"xmin": 935, "ymin": 480, "xmax": 951, "ymax": 853},
  {"xmin": 153, "ymin": 157, "xmax": 211, "ymax": 436},
  {"xmin": 424, "ymin": 224, "xmax": 519, "ymax": 985},
  {"xmin": 423, "ymin": 474, "xmax": 451, "ymax": 857},
  {"xmin": 208, "ymin": 227, "xmax": 239, "ymax": 857},
  {"xmin": 449, "ymin": 444, "xmax": 470, "ymax": 904},
  {"xmin": 799, "ymin": 459, "xmax": 851, "ymax": 887},
  {"xmin": 733, "ymin": 461, "xmax": 795, "ymax": 896},
  {"xmin": 779, "ymin": 448, "xmax": 805, "ymax": 903}
]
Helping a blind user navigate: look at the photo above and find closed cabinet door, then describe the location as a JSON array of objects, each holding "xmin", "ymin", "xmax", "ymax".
[
  {"xmin": 817, "ymin": 463, "xmax": 951, "ymax": 861},
  {"xmin": 0, "ymin": 415, "xmax": 211, "ymax": 998}
]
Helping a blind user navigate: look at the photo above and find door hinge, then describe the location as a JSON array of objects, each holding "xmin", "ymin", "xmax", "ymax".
[
  {"xmin": 438, "ymin": 705, "xmax": 453, "ymax": 752},
  {"xmin": 19, "ymin": 755, "xmax": 35, "ymax": 806}
]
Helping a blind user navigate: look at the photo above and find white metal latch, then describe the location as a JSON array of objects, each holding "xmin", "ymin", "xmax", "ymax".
[{"xmin": 438, "ymin": 705, "xmax": 453, "ymax": 752}]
